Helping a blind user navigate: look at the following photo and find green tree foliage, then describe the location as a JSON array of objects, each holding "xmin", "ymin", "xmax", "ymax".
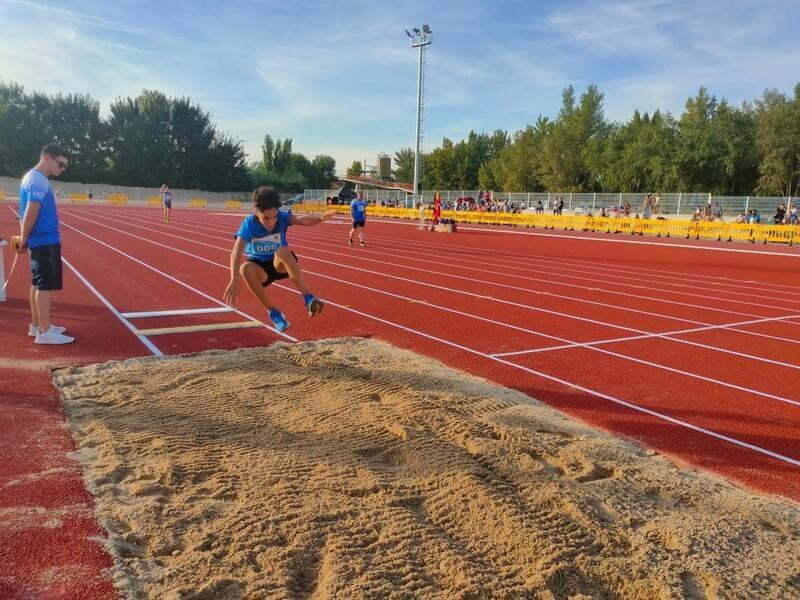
[
  {"xmin": 0, "ymin": 81, "xmax": 108, "ymax": 181},
  {"xmin": 755, "ymin": 85, "xmax": 800, "ymax": 196},
  {"xmin": 347, "ymin": 160, "xmax": 363, "ymax": 177},
  {"xmin": 253, "ymin": 135, "xmax": 337, "ymax": 190},
  {"xmin": 106, "ymin": 90, "xmax": 248, "ymax": 189},
  {"xmin": 393, "ymin": 147, "xmax": 415, "ymax": 183}
]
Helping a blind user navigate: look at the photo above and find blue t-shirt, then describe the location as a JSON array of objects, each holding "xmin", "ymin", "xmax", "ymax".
[
  {"xmin": 19, "ymin": 169, "xmax": 60, "ymax": 248},
  {"xmin": 162, "ymin": 191, "xmax": 173, "ymax": 206},
  {"xmin": 351, "ymin": 199, "xmax": 367, "ymax": 222},
  {"xmin": 235, "ymin": 211, "xmax": 292, "ymax": 261}
]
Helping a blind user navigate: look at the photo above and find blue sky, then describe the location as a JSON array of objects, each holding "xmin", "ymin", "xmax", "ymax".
[{"xmin": 1, "ymin": 0, "xmax": 798, "ymax": 176}]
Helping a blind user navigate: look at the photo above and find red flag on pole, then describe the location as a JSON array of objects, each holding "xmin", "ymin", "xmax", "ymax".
[{"xmin": 433, "ymin": 191, "xmax": 442, "ymax": 223}]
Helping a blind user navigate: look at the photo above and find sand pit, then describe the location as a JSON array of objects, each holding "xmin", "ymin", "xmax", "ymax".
[{"xmin": 53, "ymin": 338, "xmax": 799, "ymax": 599}]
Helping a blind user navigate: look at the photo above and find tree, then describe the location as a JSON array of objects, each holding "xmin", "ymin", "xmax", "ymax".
[
  {"xmin": 393, "ymin": 147, "xmax": 414, "ymax": 183},
  {"xmin": 755, "ymin": 85, "xmax": 800, "ymax": 197},
  {"xmin": 310, "ymin": 155, "xmax": 336, "ymax": 188},
  {"xmin": 347, "ymin": 160, "xmax": 363, "ymax": 177},
  {"xmin": 540, "ymin": 85, "xmax": 608, "ymax": 191}
]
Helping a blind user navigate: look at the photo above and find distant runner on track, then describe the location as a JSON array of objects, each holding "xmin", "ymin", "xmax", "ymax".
[{"xmin": 349, "ymin": 191, "xmax": 367, "ymax": 247}]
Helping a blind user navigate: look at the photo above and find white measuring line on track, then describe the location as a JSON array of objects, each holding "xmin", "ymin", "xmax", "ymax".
[
  {"xmin": 62, "ymin": 211, "xmax": 800, "ymax": 412},
  {"xmin": 122, "ymin": 307, "xmax": 234, "ymax": 318}
]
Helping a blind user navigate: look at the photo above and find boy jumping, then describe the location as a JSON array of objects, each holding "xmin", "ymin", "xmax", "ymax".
[{"xmin": 223, "ymin": 186, "xmax": 332, "ymax": 333}]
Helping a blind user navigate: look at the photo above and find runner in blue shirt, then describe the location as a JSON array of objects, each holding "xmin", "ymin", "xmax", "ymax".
[
  {"xmin": 223, "ymin": 186, "xmax": 333, "ymax": 333},
  {"xmin": 17, "ymin": 144, "xmax": 74, "ymax": 344},
  {"xmin": 349, "ymin": 191, "xmax": 367, "ymax": 247},
  {"xmin": 160, "ymin": 184, "xmax": 173, "ymax": 223}
]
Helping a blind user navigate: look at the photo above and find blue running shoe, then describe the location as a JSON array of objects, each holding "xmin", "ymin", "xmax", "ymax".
[
  {"xmin": 303, "ymin": 294, "xmax": 324, "ymax": 317},
  {"xmin": 268, "ymin": 308, "xmax": 290, "ymax": 333}
]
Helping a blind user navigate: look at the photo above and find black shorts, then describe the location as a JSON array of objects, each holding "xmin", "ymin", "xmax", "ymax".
[
  {"xmin": 30, "ymin": 243, "xmax": 63, "ymax": 291},
  {"xmin": 352, "ymin": 220, "xmax": 366, "ymax": 228},
  {"xmin": 248, "ymin": 251, "xmax": 298, "ymax": 287},
  {"xmin": 164, "ymin": 201, "xmax": 172, "ymax": 209}
]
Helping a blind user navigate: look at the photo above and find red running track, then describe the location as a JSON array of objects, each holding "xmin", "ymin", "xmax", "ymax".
[{"xmin": 2, "ymin": 202, "xmax": 799, "ymax": 596}]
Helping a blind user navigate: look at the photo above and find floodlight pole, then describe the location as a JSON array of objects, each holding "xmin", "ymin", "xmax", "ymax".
[{"xmin": 408, "ymin": 27, "xmax": 431, "ymax": 202}]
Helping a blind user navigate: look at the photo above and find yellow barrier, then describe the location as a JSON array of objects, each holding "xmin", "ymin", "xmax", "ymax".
[
  {"xmin": 108, "ymin": 193, "xmax": 128, "ymax": 205},
  {"xmin": 224, "ymin": 200, "xmax": 242, "ymax": 210},
  {"xmin": 755, "ymin": 225, "xmax": 797, "ymax": 245},
  {"xmin": 0, "ymin": 190, "xmax": 5, "ymax": 201},
  {"xmin": 189, "ymin": 198, "xmax": 207, "ymax": 208},
  {"xmin": 68, "ymin": 193, "xmax": 89, "ymax": 203},
  {"xmin": 323, "ymin": 207, "xmax": 800, "ymax": 245},
  {"xmin": 727, "ymin": 223, "xmax": 757, "ymax": 243},
  {"xmin": 291, "ymin": 202, "xmax": 328, "ymax": 213},
  {"xmin": 147, "ymin": 196, "xmax": 162, "ymax": 207}
]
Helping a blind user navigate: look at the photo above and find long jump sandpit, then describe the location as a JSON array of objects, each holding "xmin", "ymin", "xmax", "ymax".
[{"xmin": 53, "ymin": 338, "xmax": 799, "ymax": 599}]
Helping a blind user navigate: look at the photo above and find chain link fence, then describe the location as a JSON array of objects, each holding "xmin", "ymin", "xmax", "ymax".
[{"xmin": 302, "ymin": 189, "xmax": 791, "ymax": 217}]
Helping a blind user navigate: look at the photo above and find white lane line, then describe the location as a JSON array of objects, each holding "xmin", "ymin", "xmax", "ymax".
[
  {"xmin": 79, "ymin": 204, "xmax": 800, "ymax": 294},
  {"xmin": 60, "ymin": 208, "xmax": 800, "ymax": 465},
  {"xmin": 490, "ymin": 313, "xmax": 800, "ymax": 360},
  {"xmin": 5, "ymin": 205, "xmax": 162, "ymax": 357},
  {"xmin": 345, "ymin": 225, "xmax": 800, "ymax": 305},
  {"xmin": 286, "ymin": 229, "xmax": 800, "ymax": 344},
  {"xmin": 122, "ymin": 307, "xmax": 235, "ymax": 318},
  {"xmin": 361, "ymin": 215, "xmax": 800, "ymax": 258},
  {"xmin": 60, "ymin": 210, "xmax": 800, "ymax": 411},
  {"xmin": 119, "ymin": 207, "xmax": 800, "ymax": 348},
  {"xmin": 297, "ymin": 227, "xmax": 800, "ymax": 314},
  {"xmin": 58, "ymin": 219, "xmax": 298, "ymax": 343},
  {"xmin": 120, "ymin": 206, "xmax": 800, "ymax": 313},
  {"xmin": 62, "ymin": 257, "xmax": 163, "ymax": 356}
]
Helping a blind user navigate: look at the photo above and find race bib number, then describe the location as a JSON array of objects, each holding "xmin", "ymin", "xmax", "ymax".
[{"xmin": 250, "ymin": 233, "xmax": 281, "ymax": 255}]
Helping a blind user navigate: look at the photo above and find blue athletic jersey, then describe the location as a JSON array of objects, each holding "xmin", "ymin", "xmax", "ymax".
[
  {"xmin": 235, "ymin": 211, "xmax": 292, "ymax": 260},
  {"xmin": 162, "ymin": 191, "xmax": 173, "ymax": 205},
  {"xmin": 19, "ymin": 169, "xmax": 60, "ymax": 248},
  {"xmin": 351, "ymin": 199, "xmax": 367, "ymax": 222}
]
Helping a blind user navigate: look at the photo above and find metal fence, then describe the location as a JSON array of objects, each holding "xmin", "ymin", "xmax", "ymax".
[
  {"xmin": 0, "ymin": 177, "xmax": 295, "ymax": 207},
  {"xmin": 2, "ymin": 174, "xmax": 790, "ymax": 217},
  {"xmin": 302, "ymin": 189, "xmax": 791, "ymax": 217}
]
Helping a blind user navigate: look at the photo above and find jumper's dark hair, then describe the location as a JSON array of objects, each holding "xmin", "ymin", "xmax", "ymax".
[
  {"xmin": 41, "ymin": 143, "xmax": 68, "ymax": 159},
  {"xmin": 251, "ymin": 186, "xmax": 282, "ymax": 211}
]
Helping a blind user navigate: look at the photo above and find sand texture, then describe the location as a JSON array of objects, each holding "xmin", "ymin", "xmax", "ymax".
[{"xmin": 53, "ymin": 338, "xmax": 800, "ymax": 599}]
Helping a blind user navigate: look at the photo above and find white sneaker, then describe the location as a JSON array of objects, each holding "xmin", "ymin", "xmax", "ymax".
[
  {"xmin": 28, "ymin": 324, "xmax": 66, "ymax": 337},
  {"xmin": 35, "ymin": 329, "xmax": 75, "ymax": 345}
]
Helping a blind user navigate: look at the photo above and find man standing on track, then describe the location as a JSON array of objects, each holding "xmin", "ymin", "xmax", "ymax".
[
  {"xmin": 160, "ymin": 184, "xmax": 173, "ymax": 223},
  {"xmin": 349, "ymin": 191, "xmax": 367, "ymax": 247},
  {"xmin": 17, "ymin": 144, "xmax": 74, "ymax": 345},
  {"xmin": 223, "ymin": 186, "xmax": 332, "ymax": 333}
]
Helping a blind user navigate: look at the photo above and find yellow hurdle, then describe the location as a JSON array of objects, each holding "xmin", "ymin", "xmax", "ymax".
[
  {"xmin": 147, "ymin": 196, "xmax": 162, "ymax": 207},
  {"xmin": 188, "ymin": 198, "xmax": 207, "ymax": 208},
  {"xmin": 108, "ymin": 193, "xmax": 128, "ymax": 205},
  {"xmin": 224, "ymin": 200, "xmax": 242, "ymax": 210},
  {"xmin": 68, "ymin": 193, "xmax": 89, "ymax": 203}
]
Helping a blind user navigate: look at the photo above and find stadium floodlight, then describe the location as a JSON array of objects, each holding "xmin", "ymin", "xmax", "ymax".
[{"xmin": 405, "ymin": 25, "xmax": 432, "ymax": 201}]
